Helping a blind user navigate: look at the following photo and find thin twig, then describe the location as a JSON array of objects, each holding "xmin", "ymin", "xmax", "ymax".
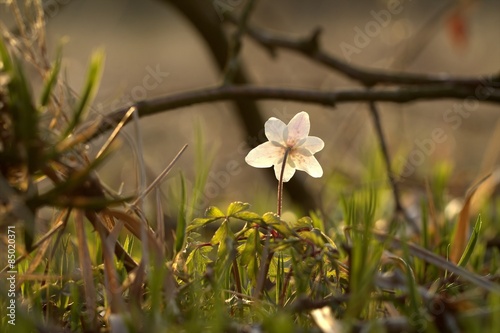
[
  {"xmin": 368, "ymin": 102, "xmax": 419, "ymax": 232},
  {"xmin": 129, "ymin": 144, "xmax": 188, "ymax": 209},
  {"xmin": 226, "ymin": 14, "xmax": 500, "ymax": 88}
]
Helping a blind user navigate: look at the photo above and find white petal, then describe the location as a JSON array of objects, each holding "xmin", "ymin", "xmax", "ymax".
[
  {"xmin": 285, "ymin": 112, "xmax": 310, "ymax": 147},
  {"xmin": 265, "ymin": 117, "xmax": 286, "ymax": 143},
  {"xmin": 274, "ymin": 159, "xmax": 296, "ymax": 182},
  {"xmin": 290, "ymin": 153, "xmax": 323, "ymax": 178},
  {"xmin": 298, "ymin": 136, "xmax": 324, "ymax": 154},
  {"xmin": 245, "ymin": 142, "xmax": 284, "ymax": 168}
]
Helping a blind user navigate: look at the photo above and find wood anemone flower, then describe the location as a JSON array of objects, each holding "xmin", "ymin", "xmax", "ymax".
[{"xmin": 245, "ymin": 111, "xmax": 324, "ymax": 182}]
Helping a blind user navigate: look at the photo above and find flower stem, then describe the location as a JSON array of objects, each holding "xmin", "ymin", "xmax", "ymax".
[
  {"xmin": 255, "ymin": 148, "xmax": 291, "ymax": 299},
  {"xmin": 277, "ymin": 148, "xmax": 291, "ymax": 217}
]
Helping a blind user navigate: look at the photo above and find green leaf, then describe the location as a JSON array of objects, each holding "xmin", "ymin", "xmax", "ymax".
[
  {"xmin": 240, "ymin": 228, "xmax": 259, "ymax": 265},
  {"xmin": 297, "ymin": 216, "xmax": 313, "ymax": 226},
  {"xmin": 273, "ymin": 239, "xmax": 297, "ymax": 252},
  {"xmin": 187, "ymin": 205, "xmax": 226, "ymax": 232},
  {"xmin": 298, "ymin": 228, "xmax": 326, "ymax": 247},
  {"xmin": 262, "ymin": 212, "xmax": 281, "ymax": 224},
  {"xmin": 211, "ymin": 220, "xmax": 235, "ymax": 279},
  {"xmin": 206, "ymin": 206, "xmax": 225, "ymax": 219},
  {"xmin": 211, "ymin": 220, "xmax": 229, "ymax": 246},
  {"xmin": 240, "ymin": 228, "xmax": 261, "ymax": 285},
  {"xmin": 310, "ymin": 211, "xmax": 326, "ymax": 232},
  {"xmin": 457, "ymin": 215, "xmax": 482, "ymax": 268},
  {"xmin": 187, "ymin": 216, "xmax": 222, "ymax": 232},
  {"xmin": 289, "ymin": 216, "xmax": 313, "ymax": 230},
  {"xmin": 227, "ymin": 201, "xmax": 250, "ymax": 216},
  {"xmin": 186, "ymin": 245, "xmax": 212, "ymax": 276},
  {"xmin": 233, "ymin": 210, "xmax": 261, "ymax": 221},
  {"xmin": 262, "ymin": 212, "xmax": 294, "ymax": 237}
]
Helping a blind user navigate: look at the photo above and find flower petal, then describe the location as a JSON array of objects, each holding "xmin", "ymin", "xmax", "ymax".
[
  {"xmin": 274, "ymin": 159, "xmax": 296, "ymax": 182},
  {"xmin": 285, "ymin": 111, "xmax": 310, "ymax": 147},
  {"xmin": 290, "ymin": 152, "xmax": 323, "ymax": 178},
  {"xmin": 298, "ymin": 136, "xmax": 324, "ymax": 154},
  {"xmin": 245, "ymin": 142, "xmax": 284, "ymax": 168},
  {"xmin": 265, "ymin": 117, "xmax": 286, "ymax": 143}
]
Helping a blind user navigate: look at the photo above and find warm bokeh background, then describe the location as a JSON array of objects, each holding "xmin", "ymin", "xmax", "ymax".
[{"xmin": 2, "ymin": 0, "xmax": 499, "ymax": 216}]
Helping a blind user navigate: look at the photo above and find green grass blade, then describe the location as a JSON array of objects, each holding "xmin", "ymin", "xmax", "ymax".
[
  {"xmin": 175, "ymin": 173, "xmax": 188, "ymax": 254},
  {"xmin": 62, "ymin": 50, "xmax": 104, "ymax": 138},
  {"xmin": 39, "ymin": 45, "xmax": 62, "ymax": 107},
  {"xmin": 375, "ymin": 231, "xmax": 500, "ymax": 293},
  {"xmin": 457, "ymin": 215, "xmax": 482, "ymax": 268}
]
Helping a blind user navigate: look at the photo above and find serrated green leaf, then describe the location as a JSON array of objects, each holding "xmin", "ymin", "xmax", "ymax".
[
  {"xmin": 187, "ymin": 231, "xmax": 201, "ymax": 243},
  {"xmin": 274, "ymin": 223, "xmax": 295, "ymax": 238},
  {"xmin": 186, "ymin": 245, "xmax": 213, "ymax": 276},
  {"xmin": 240, "ymin": 228, "xmax": 259, "ymax": 266},
  {"xmin": 289, "ymin": 216, "xmax": 313, "ymax": 230},
  {"xmin": 233, "ymin": 210, "xmax": 261, "ymax": 221},
  {"xmin": 240, "ymin": 228, "xmax": 261, "ymax": 286},
  {"xmin": 206, "ymin": 206, "xmax": 225, "ymax": 218},
  {"xmin": 262, "ymin": 212, "xmax": 294, "ymax": 237},
  {"xmin": 186, "ymin": 249, "xmax": 197, "ymax": 267},
  {"xmin": 227, "ymin": 201, "xmax": 250, "ymax": 216},
  {"xmin": 262, "ymin": 212, "xmax": 281, "ymax": 224},
  {"xmin": 298, "ymin": 228, "xmax": 325, "ymax": 247},
  {"xmin": 211, "ymin": 220, "xmax": 235, "ymax": 280},
  {"xmin": 211, "ymin": 220, "xmax": 229, "ymax": 246},
  {"xmin": 297, "ymin": 216, "xmax": 313, "ymax": 226},
  {"xmin": 187, "ymin": 216, "xmax": 222, "ymax": 232}
]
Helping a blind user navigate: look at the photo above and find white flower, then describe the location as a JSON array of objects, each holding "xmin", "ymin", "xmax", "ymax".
[{"xmin": 245, "ymin": 111, "xmax": 324, "ymax": 182}]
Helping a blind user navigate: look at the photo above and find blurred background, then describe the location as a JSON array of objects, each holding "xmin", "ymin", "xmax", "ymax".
[{"xmin": 2, "ymin": 0, "xmax": 499, "ymax": 219}]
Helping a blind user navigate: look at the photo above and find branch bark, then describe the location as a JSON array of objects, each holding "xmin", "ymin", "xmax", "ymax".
[
  {"xmin": 99, "ymin": 83, "xmax": 500, "ymax": 135},
  {"xmin": 226, "ymin": 14, "xmax": 500, "ymax": 88}
]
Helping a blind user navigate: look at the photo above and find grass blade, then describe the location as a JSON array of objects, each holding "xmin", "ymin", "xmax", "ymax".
[
  {"xmin": 450, "ymin": 173, "xmax": 490, "ymax": 264},
  {"xmin": 175, "ymin": 173, "xmax": 187, "ymax": 254},
  {"xmin": 457, "ymin": 215, "xmax": 482, "ymax": 268},
  {"xmin": 75, "ymin": 210, "xmax": 98, "ymax": 328},
  {"xmin": 62, "ymin": 50, "xmax": 104, "ymax": 138},
  {"xmin": 375, "ymin": 231, "xmax": 500, "ymax": 293},
  {"xmin": 39, "ymin": 45, "xmax": 62, "ymax": 107}
]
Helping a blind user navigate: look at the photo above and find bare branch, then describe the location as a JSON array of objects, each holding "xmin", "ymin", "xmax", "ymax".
[
  {"xmin": 227, "ymin": 15, "xmax": 500, "ymax": 88},
  {"xmin": 97, "ymin": 84, "xmax": 500, "ymax": 137}
]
